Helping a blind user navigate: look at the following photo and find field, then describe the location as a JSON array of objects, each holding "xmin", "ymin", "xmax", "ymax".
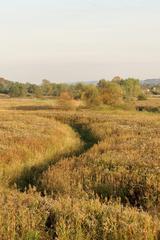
[
  {"xmin": 136, "ymin": 97, "xmax": 160, "ymax": 112},
  {"xmin": 0, "ymin": 98, "xmax": 160, "ymax": 240}
]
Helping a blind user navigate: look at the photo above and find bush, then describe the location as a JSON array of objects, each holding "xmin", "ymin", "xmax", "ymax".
[
  {"xmin": 99, "ymin": 82, "xmax": 123, "ymax": 105},
  {"xmin": 57, "ymin": 91, "xmax": 77, "ymax": 110},
  {"xmin": 138, "ymin": 93, "xmax": 147, "ymax": 100}
]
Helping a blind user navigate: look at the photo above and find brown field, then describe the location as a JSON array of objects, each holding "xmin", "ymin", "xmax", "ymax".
[
  {"xmin": 136, "ymin": 97, "xmax": 160, "ymax": 112},
  {"xmin": 0, "ymin": 98, "xmax": 160, "ymax": 240}
]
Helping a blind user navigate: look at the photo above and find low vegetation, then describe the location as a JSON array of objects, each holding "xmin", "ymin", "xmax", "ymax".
[
  {"xmin": 0, "ymin": 95, "xmax": 160, "ymax": 239},
  {"xmin": 0, "ymin": 109, "xmax": 82, "ymax": 187}
]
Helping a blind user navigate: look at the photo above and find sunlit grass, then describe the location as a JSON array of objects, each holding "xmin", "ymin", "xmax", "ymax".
[
  {"xmin": 0, "ymin": 98, "xmax": 160, "ymax": 239},
  {"xmin": 0, "ymin": 108, "xmax": 82, "ymax": 186}
]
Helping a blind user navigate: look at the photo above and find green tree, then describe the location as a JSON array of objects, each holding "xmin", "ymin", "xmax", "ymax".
[
  {"xmin": 9, "ymin": 83, "xmax": 27, "ymax": 97},
  {"xmin": 84, "ymin": 85, "xmax": 101, "ymax": 106},
  {"xmin": 52, "ymin": 83, "xmax": 69, "ymax": 96},
  {"xmin": 0, "ymin": 78, "xmax": 12, "ymax": 94},
  {"xmin": 41, "ymin": 79, "xmax": 53, "ymax": 96},
  {"xmin": 97, "ymin": 79, "xmax": 108, "ymax": 89},
  {"xmin": 72, "ymin": 83, "xmax": 86, "ymax": 99},
  {"xmin": 121, "ymin": 78, "xmax": 142, "ymax": 100},
  {"xmin": 112, "ymin": 76, "xmax": 123, "ymax": 83},
  {"xmin": 33, "ymin": 86, "xmax": 43, "ymax": 98}
]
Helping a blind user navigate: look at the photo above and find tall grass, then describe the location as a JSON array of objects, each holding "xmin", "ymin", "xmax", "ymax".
[
  {"xmin": 0, "ymin": 111, "xmax": 82, "ymax": 187},
  {"xmin": 0, "ymin": 99, "xmax": 160, "ymax": 239},
  {"xmin": 0, "ymin": 188, "xmax": 159, "ymax": 240},
  {"xmin": 40, "ymin": 111, "xmax": 160, "ymax": 210}
]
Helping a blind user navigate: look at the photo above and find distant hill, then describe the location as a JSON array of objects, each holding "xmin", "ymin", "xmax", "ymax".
[{"xmin": 142, "ymin": 79, "xmax": 160, "ymax": 86}]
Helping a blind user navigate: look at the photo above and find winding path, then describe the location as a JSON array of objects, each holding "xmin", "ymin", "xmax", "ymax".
[{"xmin": 14, "ymin": 121, "xmax": 98, "ymax": 193}]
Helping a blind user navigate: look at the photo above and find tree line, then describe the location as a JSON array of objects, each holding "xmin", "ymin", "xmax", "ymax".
[{"xmin": 0, "ymin": 76, "xmax": 146, "ymax": 105}]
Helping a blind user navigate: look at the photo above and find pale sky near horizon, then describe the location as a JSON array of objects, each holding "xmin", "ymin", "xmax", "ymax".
[{"xmin": 0, "ymin": 0, "xmax": 160, "ymax": 83}]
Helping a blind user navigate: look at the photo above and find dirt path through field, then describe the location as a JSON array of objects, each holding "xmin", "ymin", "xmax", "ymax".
[{"xmin": 14, "ymin": 121, "xmax": 98, "ymax": 193}]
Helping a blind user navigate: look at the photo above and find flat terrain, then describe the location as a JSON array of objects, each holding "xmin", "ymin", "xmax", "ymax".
[{"xmin": 0, "ymin": 98, "xmax": 160, "ymax": 240}]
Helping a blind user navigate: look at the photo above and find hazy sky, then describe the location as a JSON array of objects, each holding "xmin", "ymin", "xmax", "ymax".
[{"xmin": 0, "ymin": 0, "xmax": 160, "ymax": 83}]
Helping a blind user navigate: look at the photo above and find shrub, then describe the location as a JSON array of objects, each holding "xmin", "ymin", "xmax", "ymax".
[
  {"xmin": 138, "ymin": 93, "xmax": 147, "ymax": 100},
  {"xmin": 57, "ymin": 91, "xmax": 78, "ymax": 110},
  {"xmin": 100, "ymin": 82, "xmax": 123, "ymax": 105}
]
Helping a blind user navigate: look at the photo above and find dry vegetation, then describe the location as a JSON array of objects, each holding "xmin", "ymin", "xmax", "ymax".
[
  {"xmin": 136, "ymin": 97, "xmax": 160, "ymax": 112},
  {"xmin": 0, "ymin": 98, "xmax": 160, "ymax": 240},
  {"xmin": 0, "ymin": 100, "xmax": 82, "ymax": 188}
]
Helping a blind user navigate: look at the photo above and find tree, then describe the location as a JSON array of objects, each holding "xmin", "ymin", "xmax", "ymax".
[
  {"xmin": 34, "ymin": 86, "xmax": 43, "ymax": 98},
  {"xmin": 97, "ymin": 79, "xmax": 108, "ymax": 89},
  {"xmin": 72, "ymin": 83, "xmax": 86, "ymax": 99},
  {"xmin": 0, "ymin": 78, "xmax": 12, "ymax": 94},
  {"xmin": 121, "ymin": 78, "xmax": 142, "ymax": 100},
  {"xmin": 100, "ymin": 82, "xmax": 123, "ymax": 105},
  {"xmin": 41, "ymin": 79, "xmax": 53, "ymax": 96},
  {"xmin": 9, "ymin": 83, "xmax": 27, "ymax": 97},
  {"xmin": 52, "ymin": 83, "xmax": 69, "ymax": 96},
  {"xmin": 83, "ymin": 85, "xmax": 101, "ymax": 106},
  {"xmin": 112, "ymin": 76, "xmax": 123, "ymax": 83}
]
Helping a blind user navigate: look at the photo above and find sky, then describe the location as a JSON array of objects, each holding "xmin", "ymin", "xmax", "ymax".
[{"xmin": 0, "ymin": 0, "xmax": 160, "ymax": 83}]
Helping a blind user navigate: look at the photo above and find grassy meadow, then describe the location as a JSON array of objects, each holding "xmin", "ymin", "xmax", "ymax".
[{"xmin": 0, "ymin": 97, "xmax": 160, "ymax": 240}]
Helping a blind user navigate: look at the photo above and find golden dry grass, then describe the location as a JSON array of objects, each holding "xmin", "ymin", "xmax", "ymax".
[
  {"xmin": 0, "ymin": 102, "xmax": 82, "ymax": 186},
  {"xmin": 136, "ymin": 97, "xmax": 160, "ymax": 112},
  {"xmin": 0, "ymin": 98, "xmax": 160, "ymax": 239},
  {"xmin": 137, "ymin": 97, "xmax": 160, "ymax": 107}
]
